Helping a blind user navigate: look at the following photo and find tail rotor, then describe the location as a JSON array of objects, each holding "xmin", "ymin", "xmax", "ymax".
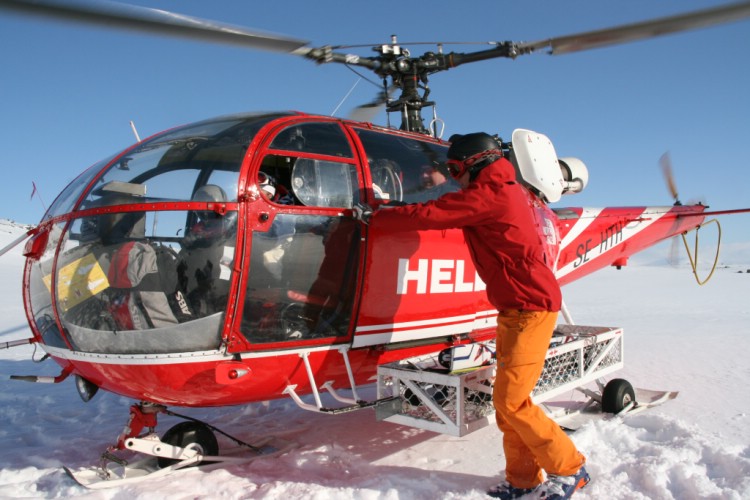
[
  {"xmin": 658, "ymin": 152, "xmax": 720, "ymax": 280},
  {"xmin": 659, "ymin": 152, "xmax": 681, "ymax": 206}
]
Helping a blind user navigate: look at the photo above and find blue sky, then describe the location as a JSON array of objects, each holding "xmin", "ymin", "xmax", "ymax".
[{"xmin": 0, "ymin": 0, "xmax": 748, "ymax": 244}]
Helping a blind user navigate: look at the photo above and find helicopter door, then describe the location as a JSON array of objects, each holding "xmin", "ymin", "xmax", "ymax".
[
  {"xmin": 351, "ymin": 128, "xmax": 493, "ymax": 347},
  {"xmin": 239, "ymin": 122, "xmax": 363, "ymax": 346},
  {"xmin": 242, "ymin": 213, "xmax": 361, "ymax": 344}
]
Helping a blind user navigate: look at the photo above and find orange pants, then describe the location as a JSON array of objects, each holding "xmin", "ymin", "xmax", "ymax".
[{"xmin": 493, "ymin": 310, "xmax": 585, "ymax": 488}]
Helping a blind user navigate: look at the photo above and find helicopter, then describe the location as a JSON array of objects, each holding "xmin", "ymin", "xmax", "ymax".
[{"xmin": 1, "ymin": 0, "xmax": 750, "ymax": 484}]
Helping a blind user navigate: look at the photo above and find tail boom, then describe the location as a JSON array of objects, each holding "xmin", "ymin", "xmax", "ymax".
[{"xmin": 554, "ymin": 204, "xmax": 706, "ymax": 285}]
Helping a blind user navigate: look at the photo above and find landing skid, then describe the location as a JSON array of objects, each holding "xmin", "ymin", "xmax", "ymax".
[
  {"xmin": 549, "ymin": 387, "xmax": 679, "ymax": 432},
  {"xmin": 63, "ymin": 403, "xmax": 297, "ymax": 490},
  {"xmin": 64, "ymin": 434, "xmax": 294, "ymax": 489}
]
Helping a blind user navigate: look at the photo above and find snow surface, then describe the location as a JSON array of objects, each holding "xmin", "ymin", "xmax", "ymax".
[{"xmin": 0, "ymin": 219, "xmax": 748, "ymax": 499}]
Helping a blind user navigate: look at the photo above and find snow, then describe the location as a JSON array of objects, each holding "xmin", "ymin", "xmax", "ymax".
[{"xmin": 0, "ymin": 219, "xmax": 748, "ymax": 499}]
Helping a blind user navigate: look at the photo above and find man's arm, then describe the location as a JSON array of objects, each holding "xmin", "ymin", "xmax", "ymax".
[{"xmin": 370, "ymin": 182, "xmax": 492, "ymax": 232}]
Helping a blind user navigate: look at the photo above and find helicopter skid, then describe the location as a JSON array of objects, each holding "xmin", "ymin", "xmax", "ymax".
[
  {"xmin": 545, "ymin": 387, "xmax": 679, "ymax": 432},
  {"xmin": 64, "ymin": 434, "xmax": 295, "ymax": 489}
]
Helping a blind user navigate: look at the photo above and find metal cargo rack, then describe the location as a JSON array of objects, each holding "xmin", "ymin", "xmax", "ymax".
[{"xmin": 376, "ymin": 325, "xmax": 624, "ymax": 436}]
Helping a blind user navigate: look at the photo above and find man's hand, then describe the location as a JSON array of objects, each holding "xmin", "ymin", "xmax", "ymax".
[{"xmin": 352, "ymin": 203, "xmax": 373, "ymax": 224}]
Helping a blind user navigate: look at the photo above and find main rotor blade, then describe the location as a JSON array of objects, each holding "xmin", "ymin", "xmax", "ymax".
[
  {"xmin": 0, "ymin": 0, "xmax": 309, "ymax": 53},
  {"xmin": 518, "ymin": 1, "xmax": 750, "ymax": 55}
]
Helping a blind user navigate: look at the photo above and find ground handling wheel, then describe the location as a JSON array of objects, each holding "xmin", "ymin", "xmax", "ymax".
[
  {"xmin": 602, "ymin": 378, "xmax": 636, "ymax": 414},
  {"xmin": 157, "ymin": 421, "xmax": 219, "ymax": 468}
]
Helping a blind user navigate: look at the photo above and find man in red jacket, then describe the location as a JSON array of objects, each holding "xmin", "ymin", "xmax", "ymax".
[{"xmin": 368, "ymin": 133, "xmax": 589, "ymax": 500}]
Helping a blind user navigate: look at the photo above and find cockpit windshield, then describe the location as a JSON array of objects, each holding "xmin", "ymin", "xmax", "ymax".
[
  {"xmin": 45, "ymin": 113, "xmax": 287, "ymax": 218},
  {"xmin": 81, "ymin": 114, "xmax": 285, "ymax": 210}
]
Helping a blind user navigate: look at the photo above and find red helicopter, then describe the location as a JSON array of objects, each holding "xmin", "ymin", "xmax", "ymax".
[{"xmin": 2, "ymin": 0, "xmax": 750, "ymax": 484}]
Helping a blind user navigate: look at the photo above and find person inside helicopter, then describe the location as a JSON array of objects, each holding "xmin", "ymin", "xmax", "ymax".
[
  {"xmin": 406, "ymin": 162, "xmax": 456, "ymax": 203},
  {"xmin": 257, "ymin": 171, "xmax": 296, "ymax": 281},
  {"xmin": 259, "ymin": 170, "xmax": 295, "ymax": 205}
]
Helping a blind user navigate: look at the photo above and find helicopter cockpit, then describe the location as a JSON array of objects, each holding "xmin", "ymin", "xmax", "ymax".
[{"xmin": 25, "ymin": 114, "xmax": 287, "ymax": 355}]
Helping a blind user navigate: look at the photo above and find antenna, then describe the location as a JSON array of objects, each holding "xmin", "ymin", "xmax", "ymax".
[
  {"xmin": 331, "ymin": 78, "xmax": 361, "ymax": 116},
  {"xmin": 30, "ymin": 181, "xmax": 47, "ymax": 212},
  {"xmin": 129, "ymin": 120, "xmax": 141, "ymax": 142}
]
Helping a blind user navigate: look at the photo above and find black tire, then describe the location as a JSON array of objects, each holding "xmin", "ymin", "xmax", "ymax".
[
  {"xmin": 402, "ymin": 384, "xmax": 449, "ymax": 407},
  {"xmin": 157, "ymin": 421, "xmax": 219, "ymax": 468},
  {"xmin": 602, "ymin": 378, "xmax": 636, "ymax": 414}
]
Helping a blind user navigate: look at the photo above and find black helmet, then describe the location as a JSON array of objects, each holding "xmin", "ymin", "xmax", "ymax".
[
  {"xmin": 447, "ymin": 133, "xmax": 501, "ymax": 162},
  {"xmin": 447, "ymin": 132, "xmax": 502, "ymax": 180}
]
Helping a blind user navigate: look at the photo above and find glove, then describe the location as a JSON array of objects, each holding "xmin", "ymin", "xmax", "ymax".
[{"xmin": 352, "ymin": 203, "xmax": 373, "ymax": 225}]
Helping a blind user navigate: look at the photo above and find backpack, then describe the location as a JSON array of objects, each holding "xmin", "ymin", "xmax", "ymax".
[{"xmin": 107, "ymin": 241, "xmax": 193, "ymax": 330}]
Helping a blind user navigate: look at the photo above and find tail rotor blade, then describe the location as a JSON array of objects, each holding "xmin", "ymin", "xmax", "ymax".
[{"xmin": 659, "ymin": 152, "xmax": 681, "ymax": 205}]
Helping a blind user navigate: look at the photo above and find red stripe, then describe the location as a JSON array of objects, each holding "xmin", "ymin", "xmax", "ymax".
[{"xmin": 356, "ymin": 316, "xmax": 481, "ymax": 336}]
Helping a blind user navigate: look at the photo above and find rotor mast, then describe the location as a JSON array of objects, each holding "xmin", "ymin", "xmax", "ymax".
[{"xmin": 302, "ymin": 37, "xmax": 523, "ymax": 135}]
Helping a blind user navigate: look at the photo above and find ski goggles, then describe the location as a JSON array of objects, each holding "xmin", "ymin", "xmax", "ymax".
[
  {"xmin": 258, "ymin": 171, "xmax": 277, "ymax": 198},
  {"xmin": 445, "ymin": 149, "xmax": 502, "ymax": 179},
  {"xmin": 445, "ymin": 158, "xmax": 469, "ymax": 180}
]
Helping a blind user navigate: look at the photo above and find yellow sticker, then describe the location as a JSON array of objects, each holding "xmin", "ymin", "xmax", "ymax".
[{"xmin": 46, "ymin": 253, "xmax": 110, "ymax": 312}]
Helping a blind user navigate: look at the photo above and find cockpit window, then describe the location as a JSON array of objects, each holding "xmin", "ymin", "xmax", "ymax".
[
  {"xmin": 72, "ymin": 114, "xmax": 281, "ymax": 212},
  {"xmin": 243, "ymin": 214, "xmax": 360, "ymax": 344},
  {"xmin": 356, "ymin": 128, "xmax": 458, "ymax": 203},
  {"xmin": 45, "ymin": 155, "xmax": 116, "ymax": 219},
  {"xmin": 261, "ymin": 122, "xmax": 360, "ymax": 208},
  {"xmin": 48, "ymin": 207, "xmax": 238, "ymax": 354},
  {"xmin": 292, "ymin": 158, "xmax": 357, "ymax": 208},
  {"xmin": 270, "ymin": 122, "xmax": 353, "ymax": 158},
  {"xmin": 258, "ymin": 155, "xmax": 359, "ymax": 208}
]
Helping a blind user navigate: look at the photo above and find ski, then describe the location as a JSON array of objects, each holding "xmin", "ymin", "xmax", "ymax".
[
  {"xmin": 64, "ymin": 435, "xmax": 295, "ymax": 489},
  {"xmin": 552, "ymin": 388, "xmax": 679, "ymax": 432}
]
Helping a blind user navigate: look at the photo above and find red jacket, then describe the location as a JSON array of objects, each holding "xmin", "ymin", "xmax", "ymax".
[{"xmin": 371, "ymin": 157, "xmax": 561, "ymax": 312}]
